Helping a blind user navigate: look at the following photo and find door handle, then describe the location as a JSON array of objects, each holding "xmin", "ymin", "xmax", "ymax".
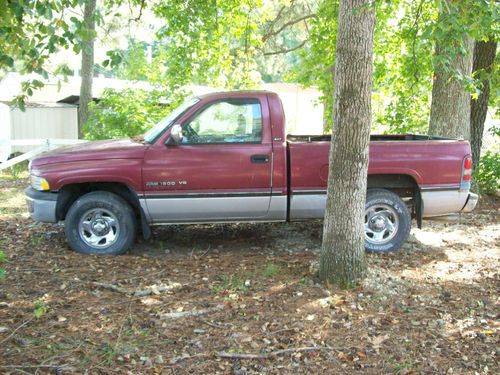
[{"xmin": 251, "ymin": 154, "xmax": 270, "ymax": 164}]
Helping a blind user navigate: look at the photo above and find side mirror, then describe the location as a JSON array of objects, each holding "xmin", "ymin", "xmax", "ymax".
[{"xmin": 168, "ymin": 124, "xmax": 183, "ymax": 144}]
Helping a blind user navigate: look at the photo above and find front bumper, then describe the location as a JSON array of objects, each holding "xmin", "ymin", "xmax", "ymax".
[
  {"xmin": 461, "ymin": 192, "xmax": 479, "ymax": 213},
  {"xmin": 25, "ymin": 187, "xmax": 58, "ymax": 223}
]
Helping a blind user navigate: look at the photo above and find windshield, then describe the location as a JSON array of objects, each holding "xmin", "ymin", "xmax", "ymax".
[{"xmin": 143, "ymin": 97, "xmax": 200, "ymax": 143}]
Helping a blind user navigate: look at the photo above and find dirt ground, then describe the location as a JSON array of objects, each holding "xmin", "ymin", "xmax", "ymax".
[{"xmin": 0, "ymin": 172, "xmax": 498, "ymax": 374}]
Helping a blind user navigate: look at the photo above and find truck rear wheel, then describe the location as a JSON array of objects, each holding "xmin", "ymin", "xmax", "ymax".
[
  {"xmin": 364, "ymin": 189, "xmax": 411, "ymax": 253},
  {"xmin": 64, "ymin": 191, "xmax": 136, "ymax": 255}
]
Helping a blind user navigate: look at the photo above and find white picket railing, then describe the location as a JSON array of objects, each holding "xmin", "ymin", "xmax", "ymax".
[{"xmin": 0, "ymin": 139, "xmax": 87, "ymax": 170}]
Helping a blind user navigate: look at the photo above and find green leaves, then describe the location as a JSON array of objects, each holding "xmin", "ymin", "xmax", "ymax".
[
  {"xmin": 474, "ymin": 151, "xmax": 500, "ymax": 194},
  {"xmin": 0, "ymin": 55, "xmax": 15, "ymax": 67},
  {"xmin": 432, "ymin": 0, "xmax": 498, "ymax": 87},
  {"xmin": 294, "ymin": 0, "xmax": 497, "ymax": 135},
  {"xmin": 102, "ymin": 50, "xmax": 123, "ymax": 69},
  {"xmin": 83, "ymin": 88, "xmax": 187, "ymax": 141},
  {"xmin": 0, "ymin": 0, "xmax": 102, "ymax": 100},
  {"xmin": 53, "ymin": 64, "xmax": 74, "ymax": 77},
  {"xmin": 290, "ymin": 0, "xmax": 338, "ymax": 131},
  {"xmin": 34, "ymin": 300, "xmax": 47, "ymax": 319},
  {"xmin": 152, "ymin": 0, "xmax": 264, "ymax": 89}
]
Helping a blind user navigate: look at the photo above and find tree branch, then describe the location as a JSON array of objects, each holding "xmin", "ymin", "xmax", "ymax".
[
  {"xmin": 0, "ymin": 364, "xmax": 71, "ymax": 370},
  {"xmin": 133, "ymin": 0, "xmax": 146, "ymax": 22},
  {"xmin": 263, "ymin": 39, "xmax": 307, "ymax": 56},
  {"xmin": 265, "ymin": 5, "xmax": 287, "ymax": 36},
  {"xmin": 410, "ymin": 0, "xmax": 426, "ymax": 87},
  {"xmin": 263, "ymin": 14, "xmax": 316, "ymax": 42},
  {"xmin": 0, "ymin": 316, "xmax": 34, "ymax": 346},
  {"xmin": 158, "ymin": 305, "xmax": 224, "ymax": 320},
  {"xmin": 217, "ymin": 346, "xmax": 330, "ymax": 360},
  {"xmin": 93, "ymin": 281, "xmax": 182, "ymax": 296}
]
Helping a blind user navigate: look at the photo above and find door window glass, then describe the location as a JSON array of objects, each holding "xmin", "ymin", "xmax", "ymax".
[{"xmin": 183, "ymin": 99, "xmax": 262, "ymax": 144}]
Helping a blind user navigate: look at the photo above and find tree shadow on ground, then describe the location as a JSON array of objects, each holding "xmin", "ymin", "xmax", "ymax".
[{"xmin": 131, "ymin": 219, "xmax": 452, "ymax": 274}]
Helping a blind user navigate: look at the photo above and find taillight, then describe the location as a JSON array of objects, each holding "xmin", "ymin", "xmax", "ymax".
[
  {"xmin": 463, "ymin": 156, "xmax": 472, "ymax": 172},
  {"xmin": 463, "ymin": 156, "xmax": 472, "ymax": 181},
  {"xmin": 460, "ymin": 155, "xmax": 472, "ymax": 189}
]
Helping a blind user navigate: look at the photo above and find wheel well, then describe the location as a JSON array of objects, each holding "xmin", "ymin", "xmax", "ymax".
[
  {"xmin": 56, "ymin": 182, "xmax": 141, "ymax": 222},
  {"xmin": 367, "ymin": 174, "xmax": 422, "ymax": 228}
]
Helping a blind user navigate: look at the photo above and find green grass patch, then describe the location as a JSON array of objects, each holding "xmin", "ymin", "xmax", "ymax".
[
  {"xmin": 259, "ymin": 262, "xmax": 281, "ymax": 278},
  {"xmin": 30, "ymin": 234, "xmax": 45, "ymax": 246},
  {"xmin": 213, "ymin": 273, "xmax": 251, "ymax": 294},
  {"xmin": 213, "ymin": 262, "xmax": 282, "ymax": 294}
]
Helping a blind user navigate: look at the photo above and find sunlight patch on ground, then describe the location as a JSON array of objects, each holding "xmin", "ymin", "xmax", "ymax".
[
  {"xmin": 412, "ymin": 229, "xmax": 444, "ymax": 247},
  {"xmin": 0, "ymin": 187, "xmax": 28, "ymax": 217},
  {"xmin": 300, "ymin": 295, "xmax": 345, "ymax": 311},
  {"xmin": 400, "ymin": 254, "xmax": 499, "ymax": 283},
  {"xmin": 267, "ymin": 283, "xmax": 287, "ymax": 293},
  {"xmin": 477, "ymin": 225, "xmax": 500, "ymax": 242},
  {"xmin": 406, "ymin": 261, "xmax": 486, "ymax": 282},
  {"xmin": 400, "ymin": 222, "xmax": 499, "ymax": 283}
]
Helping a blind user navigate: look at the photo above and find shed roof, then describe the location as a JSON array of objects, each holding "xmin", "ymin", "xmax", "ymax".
[{"xmin": 0, "ymin": 101, "xmax": 77, "ymax": 109}]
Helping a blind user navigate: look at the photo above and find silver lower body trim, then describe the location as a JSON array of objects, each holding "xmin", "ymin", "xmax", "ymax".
[
  {"xmin": 141, "ymin": 195, "xmax": 286, "ymax": 224},
  {"xmin": 267, "ymin": 195, "xmax": 287, "ymax": 221},
  {"xmin": 138, "ymin": 188, "xmax": 477, "ymax": 224},
  {"xmin": 461, "ymin": 192, "xmax": 478, "ymax": 213},
  {"xmin": 289, "ymin": 189, "xmax": 476, "ymax": 220},
  {"xmin": 421, "ymin": 190, "xmax": 470, "ymax": 217},
  {"xmin": 289, "ymin": 193, "xmax": 326, "ymax": 220}
]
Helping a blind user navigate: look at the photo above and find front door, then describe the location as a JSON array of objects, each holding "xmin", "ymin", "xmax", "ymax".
[{"xmin": 142, "ymin": 97, "xmax": 273, "ymax": 223}]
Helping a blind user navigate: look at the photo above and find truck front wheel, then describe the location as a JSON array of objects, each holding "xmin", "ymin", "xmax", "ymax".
[
  {"xmin": 64, "ymin": 191, "xmax": 136, "ymax": 255},
  {"xmin": 364, "ymin": 189, "xmax": 411, "ymax": 253}
]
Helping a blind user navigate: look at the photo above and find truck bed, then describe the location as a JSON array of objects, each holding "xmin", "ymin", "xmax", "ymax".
[{"xmin": 286, "ymin": 135, "xmax": 472, "ymax": 219}]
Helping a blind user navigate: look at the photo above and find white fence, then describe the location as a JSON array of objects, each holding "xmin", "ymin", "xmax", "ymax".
[{"xmin": 0, "ymin": 139, "xmax": 87, "ymax": 170}]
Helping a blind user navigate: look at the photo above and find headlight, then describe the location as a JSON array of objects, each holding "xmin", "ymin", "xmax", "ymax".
[{"xmin": 30, "ymin": 175, "xmax": 50, "ymax": 191}]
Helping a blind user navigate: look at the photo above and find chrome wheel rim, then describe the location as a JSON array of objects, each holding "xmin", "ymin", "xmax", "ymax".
[
  {"xmin": 78, "ymin": 208, "xmax": 119, "ymax": 249},
  {"xmin": 365, "ymin": 204, "xmax": 399, "ymax": 245}
]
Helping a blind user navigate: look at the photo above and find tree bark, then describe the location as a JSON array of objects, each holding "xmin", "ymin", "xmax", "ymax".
[
  {"xmin": 319, "ymin": 0, "xmax": 375, "ymax": 288},
  {"xmin": 428, "ymin": 34, "xmax": 474, "ymax": 139},
  {"xmin": 470, "ymin": 39, "xmax": 497, "ymax": 169},
  {"xmin": 78, "ymin": 0, "xmax": 97, "ymax": 138}
]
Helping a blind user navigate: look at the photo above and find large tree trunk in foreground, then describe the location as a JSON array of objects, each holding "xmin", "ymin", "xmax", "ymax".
[
  {"xmin": 428, "ymin": 35, "xmax": 474, "ymax": 139},
  {"xmin": 470, "ymin": 39, "xmax": 497, "ymax": 169},
  {"xmin": 319, "ymin": 0, "xmax": 375, "ymax": 288},
  {"xmin": 78, "ymin": 0, "xmax": 97, "ymax": 138}
]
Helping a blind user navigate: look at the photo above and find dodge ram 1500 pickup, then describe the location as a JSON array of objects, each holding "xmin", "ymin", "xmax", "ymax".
[{"xmin": 25, "ymin": 91, "xmax": 478, "ymax": 255}]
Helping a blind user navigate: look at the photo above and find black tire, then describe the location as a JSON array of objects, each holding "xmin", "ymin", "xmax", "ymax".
[
  {"xmin": 364, "ymin": 189, "xmax": 411, "ymax": 253},
  {"xmin": 64, "ymin": 191, "xmax": 136, "ymax": 255}
]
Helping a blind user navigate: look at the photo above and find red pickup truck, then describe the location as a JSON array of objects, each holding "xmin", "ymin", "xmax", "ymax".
[{"xmin": 25, "ymin": 91, "xmax": 478, "ymax": 255}]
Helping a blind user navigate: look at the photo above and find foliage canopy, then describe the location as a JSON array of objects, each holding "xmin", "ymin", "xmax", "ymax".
[{"xmin": 0, "ymin": 0, "xmax": 498, "ymax": 140}]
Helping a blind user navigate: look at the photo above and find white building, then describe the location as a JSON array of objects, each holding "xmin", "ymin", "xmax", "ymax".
[{"xmin": 0, "ymin": 101, "xmax": 78, "ymax": 162}]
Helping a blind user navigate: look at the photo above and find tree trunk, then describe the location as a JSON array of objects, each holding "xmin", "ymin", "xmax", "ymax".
[
  {"xmin": 470, "ymin": 39, "xmax": 497, "ymax": 169},
  {"xmin": 319, "ymin": 0, "xmax": 375, "ymax": 288},
  {"xmin": 428, "ymin": 35, "xmax": 474, "ymax": 139},
  {"xmin": 78, "ymin": 0, "xmax": 97, "ymax": 138}
]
